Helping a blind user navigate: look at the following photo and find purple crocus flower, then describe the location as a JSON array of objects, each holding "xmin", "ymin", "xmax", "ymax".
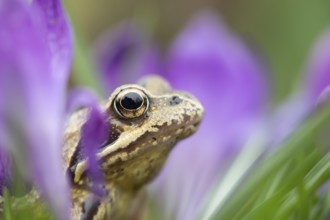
[
  {"xmin": 94, "ymin": 22, "xmax": 160, "ymax": 95},
  {"xmin": 0, "ymin": 0, "xmax": 109, "ymax": 218},
  {"xmin": 0, "ymin": 0, "xmax": 104, "ymax": 219},
  {"xmin": 94, "ymin": 10, "xmax": 330, "ymax": 220},
  {"xmin": 150, "ymin": 14, "xmax": 270, "ymax": 220},
  {"xmin": 271, "ymin": 30, "xmax": 330, "ymax": 145},
  {"xmin": 305, "ymin": 30, "xmax": 330, "ymax": 104}
]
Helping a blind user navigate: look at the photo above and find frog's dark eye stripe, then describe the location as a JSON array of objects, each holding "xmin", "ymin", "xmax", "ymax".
[{"xmin": 113, "ymin": 88, "xmax": 149, "ymax": 119}]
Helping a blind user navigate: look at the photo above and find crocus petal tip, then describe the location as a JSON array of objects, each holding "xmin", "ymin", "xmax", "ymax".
[{"xmin": 305, "ymin": 29, "xmax": 330, "ymax": 102}]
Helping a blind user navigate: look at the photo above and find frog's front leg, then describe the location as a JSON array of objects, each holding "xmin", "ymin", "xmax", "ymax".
[
  {"xmin": 71, "ymin": 185, "xmax": 137, "ymax": 220},
  {"xmin": 72, "ymin": 193, "xmax": 110, "ymax": 220},
  {"xmin": 71, "ymin": 187, "xmax": 110, "ymax": 220}
]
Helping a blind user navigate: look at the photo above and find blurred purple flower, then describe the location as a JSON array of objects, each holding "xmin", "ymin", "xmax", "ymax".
[
  {"xmin": 271, "ymin": 29, "xmax": 330, "ymax": 145},
  {"xmin": 0, "ymin": 0, "xmax": 110, "ymax": 218},
  {"xmin": 152, "ymin": 14, "xmax": 270, "ymax": 220},
  {"xmin": 94, "ymin": 11, "xmax": 268, "ymax": 219},
  {"xmin": 0, "ymin": 150, "xmax": 11, "ymax": 191},
  {"xmin": 0, "ymin": 0, "xmax": 74, "ymax": 218},
  {"xmin": 305, "ymin": 30, "xmax": 330, "ymax": 104},
  {"xmin": 94, "ymin": 22, "xmax": 160, "ymax": 94}
]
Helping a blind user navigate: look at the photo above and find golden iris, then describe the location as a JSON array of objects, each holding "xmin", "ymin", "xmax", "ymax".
[{"xmin": 114, "ymin": 89, "xmax": 149, "ymax": 119}]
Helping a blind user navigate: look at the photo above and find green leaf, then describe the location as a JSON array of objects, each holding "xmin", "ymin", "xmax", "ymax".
[
  {"xmin": 3, "ymin": 188, "xmax": 13, "ymax": 220},
  {"xmin": 204, "ymin": 104, "xmax": 330, "ymax": 220}
]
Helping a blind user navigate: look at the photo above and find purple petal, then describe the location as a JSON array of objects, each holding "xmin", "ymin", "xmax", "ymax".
[
  {"xmin": 67, "ymin": 88, "xmax": 109, "ymax": 195},
  {"xmin": 270, "ymin": 30, "xmax": 330, "ymax": 147},
  {"xmin": 0, "ymin": 149, "xmax": 11, "ymax": 192},
  {"xmin": 93, "ymin": 22, "xmax": 160, "ymax": 94},
  {"xmin": 165, "ymin": 12, "xmax": 267, "ymax": 126},
  {"xmin": 0, "ymin": 0, "xmax": 72, "ymax": 218},
  {"xmin": 305, "ymin": 29, "xmax": 330, "ymax": 103},
  {"xmin": 150, "ymin": 11, "xmax": 268, "ymax": 219},
  {"xmin": 316, "ymin": 86, "xmax": 330, "ymax": 107},
  {"xmin": 32, "ymin": 0, "xmax": 73, "ymax": 86},
  {"xmin": 67, "ymin": 88, "xmax": 100, "ymax": 114},
  {"xmin": 80, "ymin": 106, "xmax": 109, "ymax": 195}
]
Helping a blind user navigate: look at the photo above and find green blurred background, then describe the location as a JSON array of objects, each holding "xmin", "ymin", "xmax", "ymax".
[{"xmin": 65, "ymin": 0, "xmax": 330, "ymax": 103}]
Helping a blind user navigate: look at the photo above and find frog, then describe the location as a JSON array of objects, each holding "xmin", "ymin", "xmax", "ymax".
[
  {"xmin": 1, "ymin": 75, "xmax": 204, "ymax": 220},
  {"xmin": 64, "ymin": 75, "xmax": 204, "ymax": 219}
]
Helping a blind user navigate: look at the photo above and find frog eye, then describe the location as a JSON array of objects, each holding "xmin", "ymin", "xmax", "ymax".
[{"xmin": 114, "ymin": 89, "xmax": 149, "ymax": 119}]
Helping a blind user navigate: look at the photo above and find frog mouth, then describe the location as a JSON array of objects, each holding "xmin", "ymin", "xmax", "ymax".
[
  {"xmin": 173, "ymin": 114, "xmax": 203, "ymax": 140},
  {"xmin": 150, "ymin": 111, "xmax": 203, "ymax": 145},
  {"xmin": 179, "ymin": 120, "xmax": 202, "ymax": 139}
]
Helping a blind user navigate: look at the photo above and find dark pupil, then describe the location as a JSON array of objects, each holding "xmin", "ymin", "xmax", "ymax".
[{"xmin": 121, "ymin": 92, "xmax": 143, "ymax": 110}]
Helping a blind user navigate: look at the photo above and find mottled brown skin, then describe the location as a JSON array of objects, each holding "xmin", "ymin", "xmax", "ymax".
[{"xmin": 55, "ymin": 76, "xmax": 204, "ymax": 219}]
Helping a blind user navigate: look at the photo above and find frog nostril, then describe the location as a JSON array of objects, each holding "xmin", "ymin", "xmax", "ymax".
[{"xmin": 169, "ymin": 96, "xmax": 182, "ymax": 106}]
